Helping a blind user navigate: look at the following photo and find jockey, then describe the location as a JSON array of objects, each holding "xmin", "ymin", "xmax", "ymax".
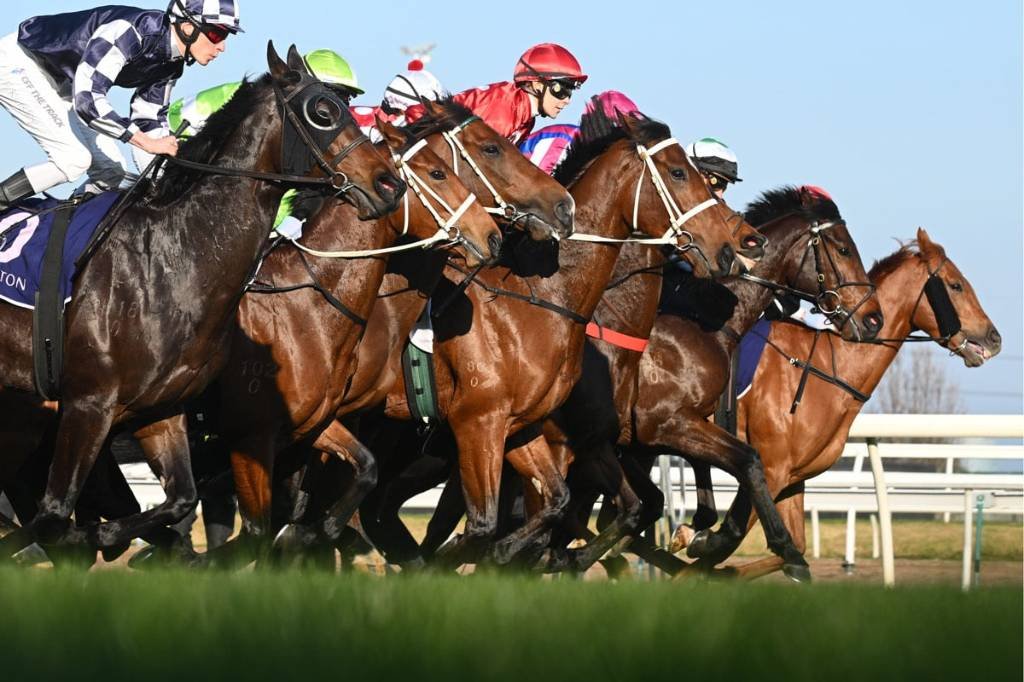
[
  {"xmin": 351, "ymin": 60, "xmax": 443, "ymax": 141},
  {"xmin": 0, "ymin": 1, "xmax": 242, "ymax": 208},
  {"xmin": 519, "ymin": 90, "xmax": 639, "ymax": 174},
  {"xmin": 685, "ymin": 137, "xmax": 741, "ymax": 198},
  {"xmin": 165, "ymin": 48, "xmax": 363, "ymax": 236},
  {"xmin": 406, "ymin": 42, "xmax": 588, "ymax": 144}
]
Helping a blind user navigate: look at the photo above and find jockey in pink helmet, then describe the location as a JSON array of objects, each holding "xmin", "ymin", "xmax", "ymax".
[
  {"xmin": 519, "ymin": 90, "xmax": 639, "ymax": 174},
  {"xmin": 406, "ymin": 43, "xmax": 587, "ymax": 144}
]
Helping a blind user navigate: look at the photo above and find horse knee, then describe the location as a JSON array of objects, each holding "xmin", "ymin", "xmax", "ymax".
[{"xmin": 352, "ymin": 454, "xmax": 378, "ymax": 494}]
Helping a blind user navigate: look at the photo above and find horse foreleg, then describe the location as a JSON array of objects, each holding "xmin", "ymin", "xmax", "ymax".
[
  {"xmin": 311, "ymin": 421, "xmax": 377, "ymax": 543},
  {"xmin": 90, "ymin": 414, "xmax": 198, "ymax": 553},
  {"xmin": 433, "ymin": 412, "xmax": 505, "ymax": 569},
  {"xmin": 731, "ymin": 488, "xmax": 807, "ymax": 581},
  {"xmin": 33, "ymin": 402, "xmax": 115, "ymax": 545},
  {"xmin": 493, "ymin": 435, "xmax": 568, "ymax": 566},
  {"xmin": 689, "ymin": 460, "xmax": 719, "ymax": 530}
]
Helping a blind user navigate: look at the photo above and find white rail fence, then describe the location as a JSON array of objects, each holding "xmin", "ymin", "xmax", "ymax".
[{"xmin": 122, "ymin": 413, "xmax": 1023, "ymax": 588}]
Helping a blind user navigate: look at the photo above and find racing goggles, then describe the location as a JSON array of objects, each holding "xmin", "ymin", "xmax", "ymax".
[
  {"xmin": 201, "ymin": 24, "xmax": 231, "ymax": 44},
  {"xmin": 547, "ymin": 78, "xmax": 582, "ymax": 100}
]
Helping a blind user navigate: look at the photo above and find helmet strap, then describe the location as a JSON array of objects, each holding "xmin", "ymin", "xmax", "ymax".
[
  {"xmin": 172, "ymin": 20, "xmax": 201, "ymax": 65},
  {"xmin": 385, "ymin": 75, "xmax": 427, "ymax": 109}
]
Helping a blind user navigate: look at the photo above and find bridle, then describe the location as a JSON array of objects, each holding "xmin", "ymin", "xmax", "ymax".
[
  {"xmin": 566, "ymin": 137, "xmax": 741, "ymax": 273},
  {"xmin": 161, "ymin": 72, "xmax": 370, "ymax": 196},
  {"xmin": 285, "ymin": 136, "xmax": 480, "ymax": 259},
  {"xmin": 740, "ymin": 219, "xmax": 876, "ymax": 335},
  {"xmin": 440, "ymin": 115, "xmax": 539, "ymax": 231}
]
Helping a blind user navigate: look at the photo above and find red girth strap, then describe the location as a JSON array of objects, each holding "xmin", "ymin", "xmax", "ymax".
[{"xmin": 585, "ymin": 322, "xmax": 649, "ymax": 352}]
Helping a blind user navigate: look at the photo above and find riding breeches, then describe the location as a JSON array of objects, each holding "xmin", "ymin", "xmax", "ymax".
[{"xmin": 0, "ymin": 33, "xmax": 130, "ymax": 194}]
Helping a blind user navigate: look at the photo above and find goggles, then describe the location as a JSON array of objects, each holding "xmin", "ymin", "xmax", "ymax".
[
  {"xmin": 705, "ymin": 172, "xmax": 731, "ymax": 192},
  {"xmin": 201, "ymin": 24, "xmax": 230, "ymax": 44},
  {"xmin": 547, "ymin": 78, "xmax": 581, "ymax": 100}
]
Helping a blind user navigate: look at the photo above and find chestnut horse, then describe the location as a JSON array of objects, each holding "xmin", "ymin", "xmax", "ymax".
[
  {"xmin": 227, "ymin": 98, "xmax": 578, "ymax": 556},
  {"xmin": 359, "ymin": 109, "xmax": 768, "ymax": 568},
  {"xmin": 671, "ymin": 228, "xmax": 1000, "ymax": 578},
  {"xmin": 0, "ymin": 44, "xmax": 402, "ymax": 553}
]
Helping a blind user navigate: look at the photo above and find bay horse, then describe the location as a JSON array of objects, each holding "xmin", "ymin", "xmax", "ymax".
[
  {"xmin": 671, "ymin": 228, "xmax": 1000, "ymax": 578},
  {"xmin": 360, "ymin": 109, "xmax": 768, "ymax": 568},
  {"xmin": 223, "ymin": 97, "xmax": 579, "ymax": 558},
  {"xmin": 210, "ymin": 115, "xmax": 502, "ymax": 557},
  {"xmin": 0, "ymin": 44, "xmax": 403, "ymax": 552}
]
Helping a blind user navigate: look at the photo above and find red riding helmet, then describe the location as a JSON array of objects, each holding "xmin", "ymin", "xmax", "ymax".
[{"xmin": 514, "ymin": 43, "xmax": 588, "ymax": 84}]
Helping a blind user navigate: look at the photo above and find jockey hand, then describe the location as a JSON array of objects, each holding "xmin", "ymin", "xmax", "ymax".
[{"xmin": 131, "ymin": 132, "xmax": 179, "ymax": 157}]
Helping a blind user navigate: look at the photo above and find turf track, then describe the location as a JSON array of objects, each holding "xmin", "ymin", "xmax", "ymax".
[{"xmin": 0, "ymin": 568, "xmax": 1019, "ymax": 681}]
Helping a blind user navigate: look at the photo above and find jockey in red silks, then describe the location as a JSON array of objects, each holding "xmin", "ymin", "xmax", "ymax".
[
  {"xmin": 405, "ymin": 43, "xmax": 587, "ymax": 145},
  {"xmin": 350, "ymin": 59, "xmax": 444, "ymax": 142},
  {"xmin": 519, "ymin": 90, "xmax": 639, "ymax": 174}
]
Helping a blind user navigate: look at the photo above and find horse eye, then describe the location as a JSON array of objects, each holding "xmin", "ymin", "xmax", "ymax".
[
  {"xmin": 670, "ymin": 168, "xmax": 685, "ymax": 180},
  {"xmin": 430, "ymin": 169, "xmax": 446, "ymax": 181},
  {"xmin": 838, "ymin": 246, "xmax": 851, "ymax": 256},
  {"xmin": 482, "ymin": 144, "xmax": 500, "ymax": 157},
  {"xmin": 950, "ymin": 281, "xmax": 963, "ymax": 292}
]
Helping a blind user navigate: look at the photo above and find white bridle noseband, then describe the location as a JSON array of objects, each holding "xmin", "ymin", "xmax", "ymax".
[
  {"xmin": 566, "ymin": 137, "xmax": 718, "ymax": 249},
  {"xmin": 441, "ymin": 116, "xmax": 522, "ymax": 224},
  {"xmin": 285, "ymin": 137, "xmax": 477, "ymax": 259}
]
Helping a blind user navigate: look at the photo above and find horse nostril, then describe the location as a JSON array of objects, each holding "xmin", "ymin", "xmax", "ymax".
[
  {"xmin": 988, "ymin": 327, "xmax": 1002, "ymax": 347},
  {"xmin": 376, "ymin": 173, "xmax": 404, "ymax": 198},
  {"xmin": 554, "ymin": 200, "xmax": 574, "ymax": 229},
  {"xmin": 864, "ymin": 313, "xmax": 882, "ymax": 331},
  {"xmin": 487, "ymin": 232, "xmax": 503, "ymax": 259},
  {"xmin": 743, "ymin": 234, "xmax": 765, "ymax": 250}
]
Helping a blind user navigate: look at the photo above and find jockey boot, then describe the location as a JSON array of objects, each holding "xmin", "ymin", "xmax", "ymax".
[{"xmin": 0, "ymin": 169, "xmax": 35, "ymax": 211}]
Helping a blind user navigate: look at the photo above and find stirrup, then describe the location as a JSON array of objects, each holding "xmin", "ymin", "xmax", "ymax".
[{"xmin": 0, "ymin": 169, "xmax": 35, "ymax": 211}]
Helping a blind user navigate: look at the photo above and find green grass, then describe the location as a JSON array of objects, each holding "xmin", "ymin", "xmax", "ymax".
[{"xmin": 0, "ymin": 568, "xmax": 1019, "ymax": 681}]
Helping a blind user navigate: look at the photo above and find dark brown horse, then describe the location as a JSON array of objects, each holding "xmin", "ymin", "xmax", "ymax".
[
  {"xmin": 227, "ymin": 98, "xmax": 578, "ymax": 556},
  {"xmin": 671, "ymin": 228, "xmax": 1000, "ymax": 578},
  {"xmin": 213, "ymin": 115, "xmax": 502, "ymax": 555},
  {"xmin": 360, "ymin": 110, "xmax": 768, "ymax": 568},
  {"xmin": 0, "ymin": 44, "xmax": 402, "ymax": 552},
  {"xmin": 548, "ymin": 186, "xmax": 885, "ymax": 579}
]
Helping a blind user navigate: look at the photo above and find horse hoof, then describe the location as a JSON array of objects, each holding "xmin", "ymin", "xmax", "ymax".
[
  {"xmin": 684, "ymin": 529, "xmax": 712, "ymax": 559},
  {"xmin": 12, "ymin": 543, "xmax": 50, "ymax": 567},
  {"xmin": 101, "ymin": 542, "xmax": 131, "ymax": 563},
  {"xmin": 670, "ymin": 524, "xmax": 697, "ymax": 554},
  {"xmin": 783, "ymin": 563, "xmax": 812, "ymax": 584},
  {"xmin": 127, "ymin": 545, "xmax": 157, "ymax": 569},
  {"xmin": 272, "ymin": 523, "xmax": 316, "ymax": 554}
]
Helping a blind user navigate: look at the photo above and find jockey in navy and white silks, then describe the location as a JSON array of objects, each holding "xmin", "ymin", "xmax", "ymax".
[{"xmin": 0, "ymin": 1, "xmax": 241, "ymax": 208}]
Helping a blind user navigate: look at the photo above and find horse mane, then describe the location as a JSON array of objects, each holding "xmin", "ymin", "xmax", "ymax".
[
  {"xmin": 553, "ymin": 106, "xmax": 671, "ymax": 187},
  {"xmin": 743, "ymin": 185, "xmax": 842, "ymax": 228},
  {"xmin": 144, "ymin": 74, "xmax": 271, "ymax": 206},
  {"xmin": 869, "ymin": 240, "xmax": 920, "ymax": 280},
  {"xmin": 402, "ymin": 95, "xmax": 474, "ymax": 143}
]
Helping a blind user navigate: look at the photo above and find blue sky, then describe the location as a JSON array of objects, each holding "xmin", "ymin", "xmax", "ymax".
[{"xmin": 1, "ymin": 0, "xmax": 1021, "ymax": 413}]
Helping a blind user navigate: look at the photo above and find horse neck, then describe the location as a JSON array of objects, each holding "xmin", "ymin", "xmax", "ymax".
[
  {"xmin": 824, "ymin": 259, "xmax": 923, "ymax": 395},
  {"xmin": 528, "ymin": 152, "xmax": 639, "ymax": 319},
  {"xmin": 594, "ymin": 243, "xmax": 664, "ymax": 337},
  {"xmin": 722, "ymin": 215, "xmax": 815, "ymax": 348}
]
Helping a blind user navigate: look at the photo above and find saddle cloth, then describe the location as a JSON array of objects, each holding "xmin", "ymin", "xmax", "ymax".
[
  {"xmin": 0, "ymin": 192, "xmax": 119, "ymax": 309},
  {"xmin": 736, "ymin": 317, "xmax": 772, "ymax": 399}
]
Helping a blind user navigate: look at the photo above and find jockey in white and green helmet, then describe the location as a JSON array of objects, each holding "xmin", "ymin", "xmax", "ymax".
[
  {"xmin": 685, "ymin": 137, "xmax": 742, "ymax": 198},
  {"xmin": 166, "ymin": 49, "xmax": 362, "ymax": 232}
]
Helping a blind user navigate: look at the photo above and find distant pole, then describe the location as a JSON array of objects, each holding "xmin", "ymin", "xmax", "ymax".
[
  {"xmin": 961, "ymin": 490, "xmax": 973, "ymax": 591},
  {"xmin": 972, "ymin": 493, "xmax": 985, "ymax": 588}
]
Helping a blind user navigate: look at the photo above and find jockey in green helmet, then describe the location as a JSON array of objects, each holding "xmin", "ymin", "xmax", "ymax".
[{"xmin": 164, "ymin": 49, "xmax": 362, "ymax": 234}]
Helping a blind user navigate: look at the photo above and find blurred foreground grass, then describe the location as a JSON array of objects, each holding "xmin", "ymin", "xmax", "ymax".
[{"xmin": 0, "ymin": 568, "xmax": 1019, "ymax": 681}]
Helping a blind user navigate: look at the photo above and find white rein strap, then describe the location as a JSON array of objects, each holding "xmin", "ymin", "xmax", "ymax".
[
  {"xmin": 567, "ymin": 137, "xmax": 717, "ymax": 246},
  {"xmin": 442, "ymin": 118, "xmax": 515, "ymax": 219},
  {"xmin": 287, "ymin": 138, "xmax": 476, "ymax": 259}
]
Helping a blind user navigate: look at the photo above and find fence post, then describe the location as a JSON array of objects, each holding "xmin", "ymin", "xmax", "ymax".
[
  {"xmin": 973, "ymin": 493, "xmax": 985, "ymax": 588},
  {"xmin": 961, "ymin": 489, "xmax": 973, "ymax": 592},
  {"xmin": 866, "ymin": 438, "xmax": 895, "ymax": 587},
  {"xmin": 870, "ymin": 514, "xmax": 880, "ymax": 559},
  {"xmin": 942, "ymin": 456, "xmax": 955, "ymax": 523},
  {"xmin": 811, "ymin": 507, "xmax": 820, "ymax": 559},
  {"xmin": 843, "ymin": 509, "xmax": 856, "ymax": 573},
  {"xmin": 659, "ymin": 455, "xmax": 674, "ymax": 543}
]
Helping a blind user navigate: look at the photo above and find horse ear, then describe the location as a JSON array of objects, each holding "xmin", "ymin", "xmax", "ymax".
[
  {"xmin": 422, "ymin": 99, "xmax": 444, "ymax": 118},
  {"xmin": 616, "ymin": 110, "xmax": 640, "ymax": 138},
  {"xmin": 916, "ymin": 227, "xmax": 932, "ymax": 249},
  {"xmin": 286, "ymin": 45, "xmax": 309, "ymax": 75},
  {"xmin": 267, "ymin": 41, "xmax": 289, "ymax": 79},
  {"xmin": 376, "ymin": 117, "xmax": 406, "ymax": 150}
]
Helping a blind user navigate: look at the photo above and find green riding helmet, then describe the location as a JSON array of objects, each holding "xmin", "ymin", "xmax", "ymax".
[
  {"xmin": 303, "ymin": 49, "xmax": 364, "ymax": 95},
  {"xmin": 685, "ymin": 137, "xmax": 742, "ymax": 183}
]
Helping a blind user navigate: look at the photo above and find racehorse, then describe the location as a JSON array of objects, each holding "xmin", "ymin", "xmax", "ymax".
[
  {"xmin": 671, "ymin": 228, "xmax": 1000, "ymax": 578},
  {"xmin": 218, "ymin": 97, "xmax": 579, "ymax": 560},
  {"xmin": 0, "ymin": 44, "xmax": 403, "ymax": 553},
  {"xmin": 358, "ymin": 109, "xmax": 769, "ymax": 568},
  {"xmin": 419, "ymin": 186, "xmax": 884, "ymax": 579},
  {"xmin": 209, "ymin": 116, "xmax": 502, "ymax": 558}
]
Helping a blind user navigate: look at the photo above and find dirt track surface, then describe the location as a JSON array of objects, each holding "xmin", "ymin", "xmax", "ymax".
[{"xmin": 751, "ymin": 557, "xmax": 1022, "ymax": 587}]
